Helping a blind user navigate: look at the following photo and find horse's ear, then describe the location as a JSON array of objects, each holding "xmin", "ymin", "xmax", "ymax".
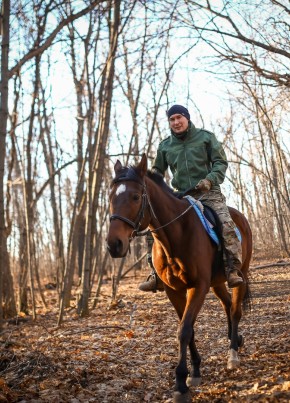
[
  {"xmin": 137, "ymin": 153, "xmax": 147, "ymax": 178},
  {"xmin": 114, "ymin": 160, "xmax": 123, "ymax": 174}
]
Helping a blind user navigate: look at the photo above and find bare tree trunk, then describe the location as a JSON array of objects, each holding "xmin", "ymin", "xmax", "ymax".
[
  {"xmin": 22, "ymin": 174, "xmax": 36, "ymax": 319},
  {"xmin": 57, "ymin": 187, "xmax": 85, "ymax": 325},
  {"xmin": 92, "ymin": 250, "xmax": 109, "ymax": 309},
  {"xmin": 77, "ymin": 0, "xmax": 121, "ymax": 317},
  {"xmin": 0, "ymin": 0, "xmax": 17, "ymax": 323},
  {"xmin": 67, "ymin": 15, "xmax": 88, "ymax": 283},
  {"xmin": 39, "ymin": 90, "xmax": 65, "ymax": 289},
  {"xmin": 18, "ymin": 224, "xmax": 29, "ymax": 313},
  {"xmin": 111, "ymin": 257, "xmax": 126, "ymax": 302}
]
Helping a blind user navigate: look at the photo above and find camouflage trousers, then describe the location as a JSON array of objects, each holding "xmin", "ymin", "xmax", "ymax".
[
  {"xmin": 188, "ymin": 188, "xmax": 242, "ymax": 273},
  {"xmin": 146, "ymin": 232, "xmax": 155, "ymax": 269}
]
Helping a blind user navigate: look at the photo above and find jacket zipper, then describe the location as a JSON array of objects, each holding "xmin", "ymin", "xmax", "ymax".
[{"xmin": 184, "ymin": 144, "xmax": 193, "ymax": 188}]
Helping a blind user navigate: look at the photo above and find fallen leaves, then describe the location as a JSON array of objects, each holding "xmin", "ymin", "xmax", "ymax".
[
  {"xmin": 124, "ymin": 330, "xmax": 135, "ymax": 339},
  {"xmin": 0, "ymin": 262, "xmax": 289, "ymax": 402}
]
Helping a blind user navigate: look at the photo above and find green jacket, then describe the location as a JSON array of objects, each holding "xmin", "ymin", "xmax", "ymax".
[{"xmin": 152, "ymin": 123, "xmax": 228, "ymax": 192}]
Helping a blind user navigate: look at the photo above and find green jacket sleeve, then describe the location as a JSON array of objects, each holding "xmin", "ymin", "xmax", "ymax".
[
  {"xmin": 152, "ymin": 142, "xmax": 168, "ymax": 175},
  {"xmin": 205, "ymin": 133, "xmax": 228, "ymax": 186}
]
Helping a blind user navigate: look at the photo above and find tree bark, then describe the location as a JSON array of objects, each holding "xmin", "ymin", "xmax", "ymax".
[
  {"xmin": 77, "ymin": 0, "xmax": 121, "ymax": 317},
  {"xmin": 0, "ymin": 0, "xmax": 17, "ymax": 323}
]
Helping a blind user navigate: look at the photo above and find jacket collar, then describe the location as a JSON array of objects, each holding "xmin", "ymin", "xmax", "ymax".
[{"xmin": 171, "ymin": 121, "xmax": 195, "ymax": 140}]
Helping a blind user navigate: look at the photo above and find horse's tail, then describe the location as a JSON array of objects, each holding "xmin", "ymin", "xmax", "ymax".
[{"xmin": 242, "ymin": 279, "xmax": 252, "ymax": 313}]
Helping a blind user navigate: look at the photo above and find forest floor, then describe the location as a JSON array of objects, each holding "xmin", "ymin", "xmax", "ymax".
[{"xmin": 0, "ymin": 259, "xmax": 289, "ymax": 402}]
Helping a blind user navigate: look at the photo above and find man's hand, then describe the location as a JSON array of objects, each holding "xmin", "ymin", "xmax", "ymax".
[{"xmin": 195, "ymin": 179, "xmax": 212, "ymax": 192}]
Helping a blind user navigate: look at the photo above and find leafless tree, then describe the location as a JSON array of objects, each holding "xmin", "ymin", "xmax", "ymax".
[
  {"xmin": 1, "ymin": 0, "xmax": 289, "ymax": 326},
  {"xmin": 0, "ymin": 0, "xmax": 17, "ymax": 325}
]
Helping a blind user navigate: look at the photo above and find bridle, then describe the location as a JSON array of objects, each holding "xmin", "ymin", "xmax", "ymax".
[
  {"xmin": 109, "ymin": 175, "xmax": 155, "ymax": 239},
  {"xmin": 109, "ymin": 170, "xmax": 201, "ymax": 240}
]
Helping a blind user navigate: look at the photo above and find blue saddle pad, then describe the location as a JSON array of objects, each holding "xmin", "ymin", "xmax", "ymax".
[{"xmin": 184, "ymin": 196, "xmax": 242, "ymax": 246}]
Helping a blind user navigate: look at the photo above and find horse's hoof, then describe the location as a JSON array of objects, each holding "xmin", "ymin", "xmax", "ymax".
[
  {"xmin": 186, "ymin": 376, "xmax": 201, "ymax": 387},
  {"xmin": 227, "ymin": 358, "xmax": 240, "ymax": 370},
  {"xmin": 227, "ymin": 348, "xmax": 240, "ymax": 370},
  {"xmin": 173, "ymin": 390, "xmax": 192, "ymax": 403}
]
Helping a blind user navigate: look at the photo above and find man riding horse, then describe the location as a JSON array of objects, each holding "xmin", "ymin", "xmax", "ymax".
[{"xmin": 139, "ymin": 104, "xmax": 243, "ymax": 292}]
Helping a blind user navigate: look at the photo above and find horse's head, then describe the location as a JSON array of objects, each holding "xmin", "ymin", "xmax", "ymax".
[{"xmin": 107, "ymin": 154, "xmax": 150, "ymax": 258}]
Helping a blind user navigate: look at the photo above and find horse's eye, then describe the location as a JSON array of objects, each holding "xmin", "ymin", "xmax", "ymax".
[{"xmin": 133, "ymin": 194, "xmax": 140, "ymax": 201}]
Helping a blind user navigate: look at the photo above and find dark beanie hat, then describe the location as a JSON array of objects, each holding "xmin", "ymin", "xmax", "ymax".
[{"xmin": 167, "ymin": 105, "xmax": 190, "ymax": 120}]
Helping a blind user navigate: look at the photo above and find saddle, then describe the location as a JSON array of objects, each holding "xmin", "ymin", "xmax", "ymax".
[
  {"xmin": 203, "ymin": 204, "xmax": 222, "ymax": 237},
  {"xmin": 183, "ymin": 195, "xmax": 242, "ymax": 246},
  {"xmin": 184, "ymin": 195, "xmax": 221, "ymax": 246}
]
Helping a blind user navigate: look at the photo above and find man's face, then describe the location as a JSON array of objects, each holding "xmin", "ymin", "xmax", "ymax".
[{"xmin": 168, "ymin": 114, "xmax": 189, "ymax": 135}]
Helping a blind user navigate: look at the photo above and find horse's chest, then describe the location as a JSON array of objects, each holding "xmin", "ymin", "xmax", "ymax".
[
  {"xmin": 153, "ymin": 242, "xmax": 195, "ymax": 288},
  {"xmin": 157, "ymin": 257, "xmax": 190, "ymax": 289}
]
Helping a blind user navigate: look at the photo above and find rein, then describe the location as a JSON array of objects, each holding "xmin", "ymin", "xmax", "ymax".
[
  {"xmin": 136, "ymin": 192, "xmax": 206, "ymax": 236},
  {"xmin": 145, "ymin": 204, "xmax": 194, "ymax": 235},
  {"xmin": 110, "ymin": 173, "xmax": 205, "ymax": 239}
]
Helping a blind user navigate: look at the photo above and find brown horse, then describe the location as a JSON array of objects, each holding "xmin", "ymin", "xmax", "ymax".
[{"xmin": 107, "ymin": 154, "xmax": 252, "ymax": 402}]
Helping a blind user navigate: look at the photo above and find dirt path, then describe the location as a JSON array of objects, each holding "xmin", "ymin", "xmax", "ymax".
[{"xmin": 0, "ymin": 263, "xmax": 289, "ymax": 402}]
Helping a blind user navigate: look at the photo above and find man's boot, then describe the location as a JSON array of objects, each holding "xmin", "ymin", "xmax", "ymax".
[
  {"xmin": 138, "ymin": 232, "xmax": 164, "ymax": 292},
  {"xmin": 227, "ymin": 269, "xmax": 244, "ymax": 288},
  {"xmin": 138, "ymin": 270, "xmax": 164, "ymax": 292},
  {"xmin": 222, "ymin": 222, "xmax": 244, "ymax": 288},
  {"xmin": 225, "ymin": 253, "xmax": 244, "ymax": 288}
]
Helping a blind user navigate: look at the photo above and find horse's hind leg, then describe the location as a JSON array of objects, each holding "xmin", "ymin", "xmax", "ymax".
[
  {"xmin": 212, "ymin": 283, "xmax": 243, "ymax": 369},
  {"xmin": 226, "ymin": 284, "xmax": 248, "ymax": 369},
  {"xmin": 212, "ymin": 284, "xmax": 232, "ymax": 341}
]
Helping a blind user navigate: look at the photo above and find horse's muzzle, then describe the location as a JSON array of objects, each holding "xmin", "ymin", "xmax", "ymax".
[{"xmin": 106, "ymin": 238, "xmax": 128, "ymax": 258}]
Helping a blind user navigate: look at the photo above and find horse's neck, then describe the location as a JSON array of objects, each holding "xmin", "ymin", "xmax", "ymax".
[{"xmin": 147, "ymin": 179, "xmax": 187, "ymax": 237}]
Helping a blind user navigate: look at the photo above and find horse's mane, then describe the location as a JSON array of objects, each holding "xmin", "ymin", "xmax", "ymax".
[
  {"xmin": 110, "ymin": 165, "xmax": 174, "ymax": 196},
  {"xmin": 146, "ymin": 170, "xmax": 175, "ymax": 195}
]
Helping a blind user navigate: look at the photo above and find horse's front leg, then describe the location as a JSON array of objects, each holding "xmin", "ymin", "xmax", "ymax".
[
  {"xmin": 164, "ymin": 286, "xmax": 190, "ymax": 398},
  {"xmin": 173, "ymin": 286, "xmax": 208, "ymax": 403},
  {"xmin": 187, "ymin": 333, "xmax": 201, "ymax": 387}
]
